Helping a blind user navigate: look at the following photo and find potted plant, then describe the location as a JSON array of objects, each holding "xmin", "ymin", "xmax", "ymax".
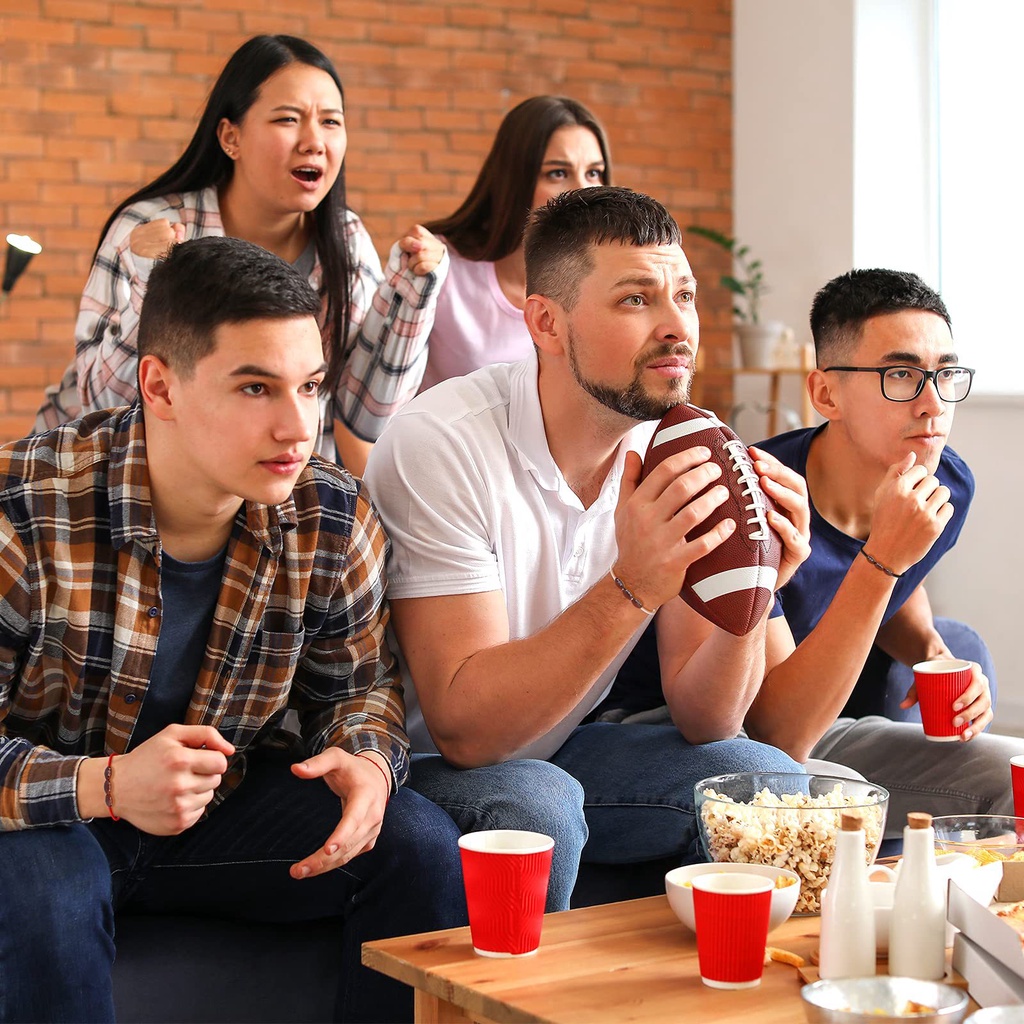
[{"xmin": 686, "ymin": 225, "xmax": 781, "ymax": 368}]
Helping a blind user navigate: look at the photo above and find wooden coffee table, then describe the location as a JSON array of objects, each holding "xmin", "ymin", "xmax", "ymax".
[{"xmin": 363, "ymin": 895, "xmax": 890, "ymax": 1023}]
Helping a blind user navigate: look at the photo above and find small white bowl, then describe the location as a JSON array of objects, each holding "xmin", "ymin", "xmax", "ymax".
[
  {"xmin": 966, "ymin": 1009, "xmax": 1024, "ymax": 1023},
  {"xmin": 665, "ymin": 862, "xmax": 801, "ymax": 934}
]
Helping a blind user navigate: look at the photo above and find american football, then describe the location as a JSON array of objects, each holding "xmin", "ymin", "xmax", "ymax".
[{"xmin": 641, "ymin": 403, "xmax": 782, "ymax": 636}]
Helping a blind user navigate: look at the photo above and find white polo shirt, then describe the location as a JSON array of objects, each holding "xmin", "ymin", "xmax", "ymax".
[{"xmin": 365, "ymin": 353, "xmax": 656, "ymax": 761}]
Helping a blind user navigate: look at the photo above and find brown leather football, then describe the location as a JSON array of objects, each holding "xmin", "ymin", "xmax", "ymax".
[{"xmin": 641, "ymin": 403, "xmax": 782, "ymax": 635}]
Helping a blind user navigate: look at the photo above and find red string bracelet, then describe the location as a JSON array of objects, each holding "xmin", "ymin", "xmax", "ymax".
[
  {"xmin": 356, "ymin": 752, "xmax": 392, "ymax": 808},
  {"xmin": 103, "ymin": 753, "xmax": 120, "ymax": 821}
]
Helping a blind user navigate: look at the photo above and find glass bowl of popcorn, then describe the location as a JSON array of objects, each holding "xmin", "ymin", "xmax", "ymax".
[{"xmin": 695, "ymin": 772, "xmax": 890, "ymax": 915}]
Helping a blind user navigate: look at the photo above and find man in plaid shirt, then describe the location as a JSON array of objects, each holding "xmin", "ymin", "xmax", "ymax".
[{"xmin": 0, "ymin": 236, "xmax": 464, "ymax": 1024}]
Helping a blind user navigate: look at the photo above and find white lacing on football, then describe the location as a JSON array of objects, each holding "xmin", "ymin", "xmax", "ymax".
[{"xmin": 722, "ymin": 439, "xmax": 771, "ymax": 543}]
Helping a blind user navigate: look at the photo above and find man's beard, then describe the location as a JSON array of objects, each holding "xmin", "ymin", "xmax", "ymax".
[{"xmin": 567, "ymin": 326, "xmax": 693, "ymax": 422}]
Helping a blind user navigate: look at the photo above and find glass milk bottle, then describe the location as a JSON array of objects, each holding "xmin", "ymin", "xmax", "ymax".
[
  {"xmin": 819, "ymin": 811, "xmax": 876, "ymax": 979},
  {"xmin": 889, "ymin": 811, "xmax": 946, "ymax": 980}
]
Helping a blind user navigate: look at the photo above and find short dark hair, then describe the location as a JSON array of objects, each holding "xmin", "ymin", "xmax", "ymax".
[
  {"xmin": 138, "ymin": 236, "xmax": 322, "ymax": 377},
  {"xmin": 524, "ymin": 186, "xmax": 682, "ymax": 310},
  {"xmin": 810, "ymin": 269, "xmax": 952, "ymax": 364}
]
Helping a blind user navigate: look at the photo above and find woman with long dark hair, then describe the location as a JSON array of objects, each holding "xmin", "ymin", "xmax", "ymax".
[
  {"xmin": 36, "ymin": 35, "xmax": 442, "ymax": 471},
  {"xmin": 387, "ymin": 95, "xmax": 612, "ymax": 392}
]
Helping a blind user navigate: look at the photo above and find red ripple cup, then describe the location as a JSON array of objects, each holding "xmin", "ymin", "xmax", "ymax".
[
  {"xmin": 1011, "ymin": 757, "xmax": 1024, "ymax": 818},
  {"xmin": 691, "ymin": 872, "xmax": 773, "ymax": 989},
  {"xmin": 458, "ymin": 829, "xmax": 554, "ymax": 958},
  {"xmin": 913, "ymin": 658, "xmax": 972, "ymax": 741}
]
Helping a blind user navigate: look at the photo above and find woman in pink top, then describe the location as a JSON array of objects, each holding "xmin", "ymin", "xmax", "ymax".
[{"xmin": 391, "ymin": 96, "xmax": 613, "ymax": 392}]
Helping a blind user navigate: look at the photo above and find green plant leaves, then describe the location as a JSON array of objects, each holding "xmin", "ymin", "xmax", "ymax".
[{"xmin": 684, "ymin": 224, "xmax": 768, "ymax": 324}]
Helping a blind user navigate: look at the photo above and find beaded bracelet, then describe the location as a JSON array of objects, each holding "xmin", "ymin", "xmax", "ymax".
[
  {"xmin": 356, "ymin": 752, "xmax": 392, "ymax": 808},
  {"xmin": 608, "ymin": 569, "xmax": 655, "ymax": 615},
  {"xmin": 104, "ymin": 753, "xmax": 120, "ymax": 821},
  {"xmin": 859, "ymin": 547, "xmax": 903, "ymax": 579}
]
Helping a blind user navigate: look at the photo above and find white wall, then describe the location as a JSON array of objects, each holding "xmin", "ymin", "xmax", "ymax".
[{"xmin": 734, "ymin": 0, "xmax": 1024, "ymax": 731}]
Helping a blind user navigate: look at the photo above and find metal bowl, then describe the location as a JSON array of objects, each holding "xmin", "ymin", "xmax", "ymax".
[{"xmin": 800, "ymin": 977, "xmax": 969, "ymax": 1022}]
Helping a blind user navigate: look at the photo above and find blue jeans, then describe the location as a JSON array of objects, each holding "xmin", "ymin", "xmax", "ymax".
[
  {"xmin": 0, "ymin": 749, "xmax": 466, "ymax": 1024},
  {"xmin": 841, "ymin": 618, "xmax": 998, "ymax": 722},
  {"xmin": 410, "ymin": 723, "xmax": 801, "ymax": 912}
]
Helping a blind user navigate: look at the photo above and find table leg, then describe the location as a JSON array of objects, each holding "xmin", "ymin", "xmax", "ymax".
[{"xmin": 414, "ymin": 988, "xmax": 483, "ymax": 1023}]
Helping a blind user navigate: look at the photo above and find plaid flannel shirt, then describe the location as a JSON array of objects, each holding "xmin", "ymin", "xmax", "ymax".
[
  {"xmin": 0, "ymin": 403, "xmax": 408, "ymax": 830},
  {"xmin": 34, "ymin": 187, "xmax": 447, "ymax": 451}
]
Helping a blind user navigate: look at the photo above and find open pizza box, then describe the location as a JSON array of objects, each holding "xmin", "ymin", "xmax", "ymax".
[{"xmin": 947, "ymin": 860, "xmax": 1024, "ymax": 986}]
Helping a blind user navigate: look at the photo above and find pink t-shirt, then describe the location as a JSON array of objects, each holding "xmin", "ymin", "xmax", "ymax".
[{"xmin": 417, "ymin": 245, "xmax": 533, "ymax": 393}]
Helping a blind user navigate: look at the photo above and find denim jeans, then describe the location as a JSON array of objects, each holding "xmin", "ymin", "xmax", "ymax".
[
  {"xmin": 410, "ymin": 722, "xmax": 801, "ymax": 912},
  {"xmin": 0, "ymin": 749, "xmax": 466, "ymax": 1024},
  {"xmin": 812, "ymin": 714, "xmax": 1023, "ymax": 840}
]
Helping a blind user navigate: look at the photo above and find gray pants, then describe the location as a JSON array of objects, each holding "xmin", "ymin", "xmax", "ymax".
[{"xmin": 810, "ymin": 716, "xmax": 1021, "ymax": 838}]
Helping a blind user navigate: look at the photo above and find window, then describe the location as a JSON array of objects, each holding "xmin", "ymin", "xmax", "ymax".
[{"xmin": 935, "ymin": 0, "xmax": 1023, "ymax": 393}]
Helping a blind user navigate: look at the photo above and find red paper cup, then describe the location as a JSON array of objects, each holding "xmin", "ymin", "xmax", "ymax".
[
  {"xmin": 458, "ymin": 829, "xmax": 554, "ymax": 958},
  {"xmin": 1011, "ymin": 757, "xmax": 1024, "ymax": 819},
  {"xmin": 691, "ymin": 873, "xmax": 773, "ymax": 989},
  {"xmin": 913, "ymin": 658, "xmax": 972, "ymax": 741}
]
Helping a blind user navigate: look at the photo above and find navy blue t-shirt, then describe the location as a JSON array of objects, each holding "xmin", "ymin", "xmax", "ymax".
[
  {"xmin": 759, "ymin": 425, "xmax": 975, "ymax": 645},
  {"xmin": 128, "ymin": 547, "xmax": 227, "ymax": 749}
]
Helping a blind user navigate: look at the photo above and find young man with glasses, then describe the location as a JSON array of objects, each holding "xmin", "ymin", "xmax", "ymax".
[{"xmin": 742, "ymin": 268, "xmax": 1019, "ymax": 830}]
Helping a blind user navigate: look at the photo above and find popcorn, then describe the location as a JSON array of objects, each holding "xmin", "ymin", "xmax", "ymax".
[{"xmin": 699, "ymin": 784, "xmax": 885, "ymax": 914}]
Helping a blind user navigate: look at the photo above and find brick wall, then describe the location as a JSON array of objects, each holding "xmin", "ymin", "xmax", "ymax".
[{"xmin": 0, "ymin": 0, "xmax": 734, "ymax": 443}]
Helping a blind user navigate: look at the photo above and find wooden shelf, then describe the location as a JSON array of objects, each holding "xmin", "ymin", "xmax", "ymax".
[{"xmin": 691, "ymin": 343, "xmax": 816, "ymax": 437}]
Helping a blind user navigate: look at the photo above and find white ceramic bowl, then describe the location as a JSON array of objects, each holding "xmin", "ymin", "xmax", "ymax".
[
  {"xmin": 665, "ymin": 862, "xmax": 800, "ymax": 934},
  {"xmin": 966, "ymin": 1009, "xmax": 1024, "ymax": 1023}
]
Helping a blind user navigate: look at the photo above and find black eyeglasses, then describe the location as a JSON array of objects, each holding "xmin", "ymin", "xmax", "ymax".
[{"xmin": 822, "ymin": 365, "xmax": 975, "ymax": 403}]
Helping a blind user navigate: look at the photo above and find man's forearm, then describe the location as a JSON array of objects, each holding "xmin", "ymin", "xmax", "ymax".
[
  {"xmin": 746, "ymin": 556, "xmax": 899, "ymax": 761},
  {"xmin": 417, "ymin": 575, "xmax": 651, "ymax": 768},
  {"xmin": 875, "ymin": 584, "xmax": 947, "ymax": 666},
  {"xmin": 659, "ymin": 601, "xmax": 768, "ymax": 744}
]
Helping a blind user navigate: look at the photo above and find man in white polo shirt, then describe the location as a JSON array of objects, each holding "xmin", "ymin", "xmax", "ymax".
[{"xmin": 364, "ymin": 187, "xmax": 810, "ymax": 909}]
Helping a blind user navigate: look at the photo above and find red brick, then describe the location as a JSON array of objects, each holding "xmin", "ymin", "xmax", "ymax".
[
  {"xmin": 9, "ymin": 387, "xmax": 51, "ymax": 414},
  {"xmin": 4, "ymin": 134, "xmax": 46, "ymax": 158},
  {"xmin": 0, "ymin": 86, "xmax": 41, "ymax": 110},
  {"xmin": 5, "ymin": 62, "xmax": 71, "ymax": 89},
  {"xmin": 110, "ymin": 88, "xmax": 176, "ymax": 117},
  {"xmin": 111, "ymin": 3, "xmax": 176, "ymax": 27},
  {"xmin": 0, "ymin": 181, "xmax": 44, "ymax": 204},
  {"xmin": 0, "ymin": 415, "xmax": 36, "ymax": 439},
  {"xmin": 78, "ymin": 24, "xmax": 144, "ymax": 47},
  {"xmin": 40, "ymin": 89, "xmax": 109, "ymax": 114},
  {"xmin": 448, "ymin": 6, "xmax": 506, "ymax": 28},
  {"xmin": 326, "ymin": 0, "xmax": 388, "ymax": 20},
  {"xmin": 368, "ymin": 24, "xmax": 427, "ymax": 46},
  {"xmin": 364, "ymin": 108, "xmax": 425, "ymax": 130},
  {"xmin": 175, "ymin": 9, "xmax": 240, "ymax": 33},
  {"xmin": 3, "ymin": 19, "xmax": 77, "ymax": 43}
]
